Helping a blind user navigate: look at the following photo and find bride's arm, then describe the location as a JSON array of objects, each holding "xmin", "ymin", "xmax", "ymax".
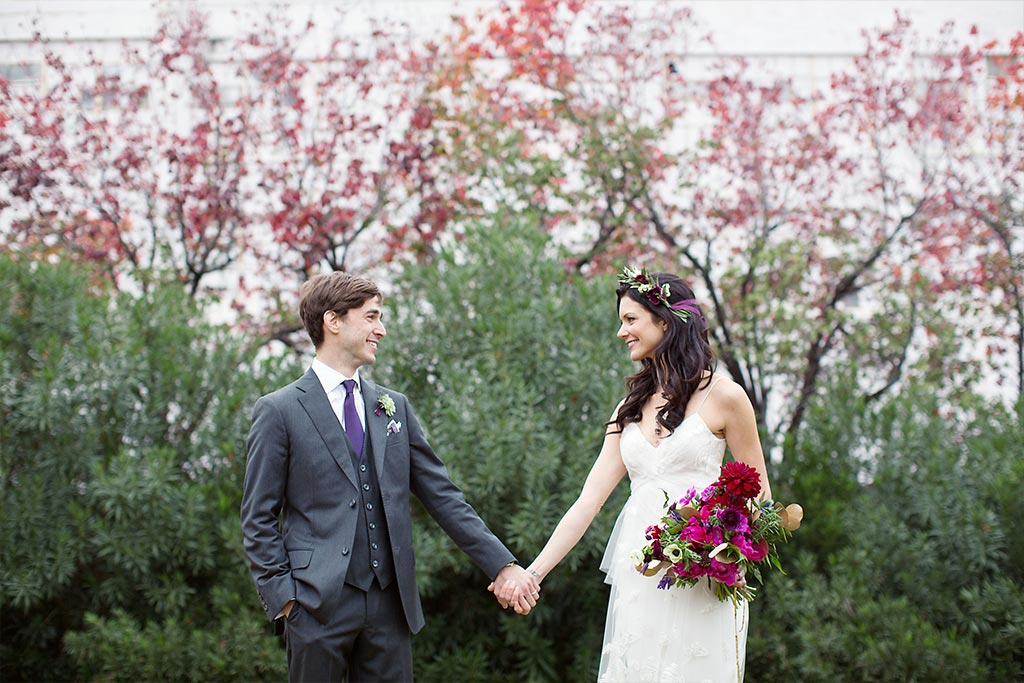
[
  {"xmin": 719, "ymin": 381, "xmax": 773, "ymax": 501},
  {"xmin": 526, "ymin": 418, "xmax": 627, "ymax": 582}
]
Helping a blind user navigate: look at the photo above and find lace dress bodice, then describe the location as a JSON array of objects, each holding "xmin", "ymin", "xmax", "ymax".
[{"xmin": 620, "ymin": 413, "xmax": 726, "ymax": 496}]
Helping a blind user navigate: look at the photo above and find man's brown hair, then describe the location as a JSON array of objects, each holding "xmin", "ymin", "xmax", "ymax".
[{"xmin": 299, "ymin": 272, "xmax": 381, "ymax": 348}]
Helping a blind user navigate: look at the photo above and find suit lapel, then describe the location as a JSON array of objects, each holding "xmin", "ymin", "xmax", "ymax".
[
  {"xmin": 361, "ymin": 378, "xmax": 389, "ymax": 478},
  {"xmin": 295, "ymin": 369, "xmax": 358, "ymax": 488}
]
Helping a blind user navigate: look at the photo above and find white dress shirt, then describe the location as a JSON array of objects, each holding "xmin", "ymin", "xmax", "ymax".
[{"xmin": 310, "ymin": 357, "xmax": 366, "ymax": 431}]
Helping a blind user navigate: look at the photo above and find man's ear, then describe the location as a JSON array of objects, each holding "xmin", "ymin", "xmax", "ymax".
[{"xmin": 323, "ymin": 310, "xmax": 341, "ymax": 335}]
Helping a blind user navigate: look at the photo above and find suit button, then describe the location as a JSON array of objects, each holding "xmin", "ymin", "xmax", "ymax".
[
  {"xmin": 360, "ymin": 464, "xmax": 367, "ymax": 472},
  {"xmin": 371, "ymin": 543, "xmax": 378, "ymax": 550},
  {"xmin": 342, "ymin": 547, "xmax": 350, "ymax": 556},
  {"xmin": 369, "ymin": 523, "xmax": 376, "ymax": 530},
  {"xmin": 349, "ymin": 499, "xmax": 357, "ymax": 508},
  {"xmin": 372, "ymin": 560, "xmax": 379, "ymax": 568},
  {"xmin": 363, "ymin": 483, "xmax": 371, "ymax": 491},
  {"xmin": 365, "ymin": 503, "xmax": 373, "ymax": 511}
]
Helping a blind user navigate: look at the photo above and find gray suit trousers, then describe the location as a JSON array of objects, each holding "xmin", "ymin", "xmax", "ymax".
[{"xmin": 286, "ymin": 581, "xmax": 412, "ymax": 683}]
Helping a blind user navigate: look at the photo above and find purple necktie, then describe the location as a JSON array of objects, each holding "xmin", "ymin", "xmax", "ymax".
[{"xmin": 341, "ymin": 379, "xmax": 364, "ymax": 458}]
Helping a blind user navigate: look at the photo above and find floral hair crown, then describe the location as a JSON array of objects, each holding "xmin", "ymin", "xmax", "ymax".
[{"xmin": 618, "ymin": 266, "xmax": 702, "ymax": 324}]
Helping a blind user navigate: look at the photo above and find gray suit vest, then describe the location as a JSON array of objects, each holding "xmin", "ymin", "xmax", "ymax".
[{"xmin": 344, "ymin": 435, "xmax": 396, "ymax": 591}]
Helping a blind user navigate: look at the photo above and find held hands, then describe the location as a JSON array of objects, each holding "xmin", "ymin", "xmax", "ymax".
[{"xmin": 488, "ymin": 564, "xmax": 541, "ymax": 615}]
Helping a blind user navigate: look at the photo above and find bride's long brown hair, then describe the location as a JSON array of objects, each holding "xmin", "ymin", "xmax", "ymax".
[{"xmin": 610, "ymin": 273, "xmax": 716, "ymax": 436}]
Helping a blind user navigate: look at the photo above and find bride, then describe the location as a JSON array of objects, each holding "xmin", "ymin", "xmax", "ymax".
[{"xmin": 504, "ymin": 267, "xmax": 772, "ymax": 682}]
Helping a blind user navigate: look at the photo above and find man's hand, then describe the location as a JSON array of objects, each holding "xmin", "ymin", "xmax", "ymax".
[{"xmin": 489, "ymin": 565, "xmax": 540, "ymax": 615}]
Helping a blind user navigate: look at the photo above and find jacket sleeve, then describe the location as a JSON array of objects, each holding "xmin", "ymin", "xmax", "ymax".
[
  {"xmin": 403, "ymin": 398, "xmax": 516, "ymax": 579},
  {"xmin": 240, "ymin": 396, "xmax": 295, "ymax": 621}
]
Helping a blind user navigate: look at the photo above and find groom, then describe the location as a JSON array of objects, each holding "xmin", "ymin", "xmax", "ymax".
[{"xmin": 241, "ymin": 271, "xmax": 539, "ymax": 682}]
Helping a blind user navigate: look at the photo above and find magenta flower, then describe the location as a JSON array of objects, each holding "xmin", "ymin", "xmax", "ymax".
[
  {"xmin": 708, "ymin": 558, "xmax": 741, "ymax": 585},
  {"xmin": 732, "ymin": 534, "xmax": 755, "ymax": 559},
  {"xmin": 747, "ymin": 539, "xmax": 769, "ymax": 562},
  {"xmin": 700, "ymin": 485, "xmax": 716, "ymax": 503},
  {"xmin": 672, "ymin": 562, "xmax": 705, "ymax": 580},
  {"xmin": 680, "ymin": 487, "xmax": 698, "ymax": 505},
  {"xmin": 681, "ymin": 518, "xmax": 715, "ymax": 545}
]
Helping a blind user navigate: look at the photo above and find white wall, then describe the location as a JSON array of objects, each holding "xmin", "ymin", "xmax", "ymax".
[{"xmin": 2, "ymin": 1, "xmax": 1020, "ymax": 51}]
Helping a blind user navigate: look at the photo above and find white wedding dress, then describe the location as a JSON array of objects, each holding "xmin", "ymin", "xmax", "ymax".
[{"xmin": 598, "ymin": 380, "xmax": 748, "ymax": 683}]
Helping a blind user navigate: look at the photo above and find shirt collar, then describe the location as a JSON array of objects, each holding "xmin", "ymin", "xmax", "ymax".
[{"xmin": 311, "ymin": 357, "xmax": 360, "ymax": 395}]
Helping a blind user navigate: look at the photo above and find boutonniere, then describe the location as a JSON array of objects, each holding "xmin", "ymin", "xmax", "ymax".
[
  {"xmin": 386, "ymin": 419, "xmax": 402, "ymax": 436},
  {"xmin": 375, "ymin": 393, "xmax": 396, "ymax": 417}
]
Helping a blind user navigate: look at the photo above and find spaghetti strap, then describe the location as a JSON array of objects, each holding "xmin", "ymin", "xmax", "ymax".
[{"xmin": 696, "ymin": 376, "xmax": 721, "ymax": 410}]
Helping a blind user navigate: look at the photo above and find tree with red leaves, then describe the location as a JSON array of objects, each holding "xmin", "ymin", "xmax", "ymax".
[
  {"xmin": 245, "ymin": 10, "xmax": 434, "ymax": 278},
  {"xmin": 417, "ymin": 1, "xmax": 1022, "ymax": 442},
  {"xmin": 2, "ymin": 1, "xmax": 1018, "ymax": 435},
  {"xmin": 2, "ymin": 12, "xmax": 258, "ymax": 296},
  {"xmin": 1, "ymin": 6, "xmax": 427, "ymax": 314},
  {"xmin": 940, "ymin": 31, "xmax": 1024, "ymax": 402}
]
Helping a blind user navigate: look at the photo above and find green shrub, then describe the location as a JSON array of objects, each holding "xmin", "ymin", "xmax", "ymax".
[
  {"xmin": 0, "ymin": 254, "xmax": 295, "ymax": 681},
  {"xmin": 748, "ymin": 381, "xmax": 1023, "ymax": 682},
  {"xmin": 373, "ymin": 216, "xmax": 632, "ymax": 683}
]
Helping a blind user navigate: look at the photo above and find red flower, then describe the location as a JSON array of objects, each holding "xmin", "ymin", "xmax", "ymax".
[
  {"xmin": 718, "ymin": 462, "xmax": 761, "ymax": 499},
  {"xmin": 705, "ymin": 490, "xmax": 731, "ymax": 509}
]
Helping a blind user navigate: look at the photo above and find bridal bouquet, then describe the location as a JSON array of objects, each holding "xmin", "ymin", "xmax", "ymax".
[{"xmin": 632, "ymin": 462, "xmax": 803, "ymax": 604}]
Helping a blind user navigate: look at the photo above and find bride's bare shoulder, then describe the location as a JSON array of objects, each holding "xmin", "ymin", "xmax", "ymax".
[{"xmin": 708, "ymin": 375, "xmax": 755, "ymax": 415}]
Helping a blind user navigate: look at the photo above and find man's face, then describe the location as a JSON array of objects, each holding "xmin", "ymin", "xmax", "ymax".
[{"xmin": 332, "ymin": 296, "xmax": 387, "ymax": 370}]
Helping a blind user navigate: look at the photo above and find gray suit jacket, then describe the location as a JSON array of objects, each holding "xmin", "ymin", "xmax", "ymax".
[{"xmin": 240, "ymin": 369, "xmax": 515, "ymax": 633}]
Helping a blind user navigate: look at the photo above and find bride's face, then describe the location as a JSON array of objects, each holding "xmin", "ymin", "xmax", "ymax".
[{"xmin": 617, "ymin": 296, "xmax": 667, "ymax": 362}]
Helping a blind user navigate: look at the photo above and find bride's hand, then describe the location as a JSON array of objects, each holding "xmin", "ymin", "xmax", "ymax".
[
  {"xmin": 734, "ymin": 566, "xmax": 747, "ymax": 588},
  {"xmin": 488, "ymin": 566, "xmax": 542, "ymax": 614},
  {"xmin": 488, "ymin": 581, "xmax": 529, "ymax": 612}
]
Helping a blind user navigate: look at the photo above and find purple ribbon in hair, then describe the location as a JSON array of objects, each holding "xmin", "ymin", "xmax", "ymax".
[{"xmin": 669, "ymin": 298, "xmax": 706, "ymax": 326}]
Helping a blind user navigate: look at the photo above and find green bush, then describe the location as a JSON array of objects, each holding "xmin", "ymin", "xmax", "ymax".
[
  {"xmin": 63, "ymin": 592, "xmax": 284, "ymax": 683},
  {"xmin": 373, "ymin": 216, "xmax": 633, "ymax": 683},
  {"xmin": 4, "ymin": 237, "xmax": 1020, "ymax": 682},
  {"xmin": 0, "ymin": 254, "xmax": 296, "ymax": 681},
  {"xmin": 748, "ymin": 381, "xmax": 1023, "ymax": 682}
]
